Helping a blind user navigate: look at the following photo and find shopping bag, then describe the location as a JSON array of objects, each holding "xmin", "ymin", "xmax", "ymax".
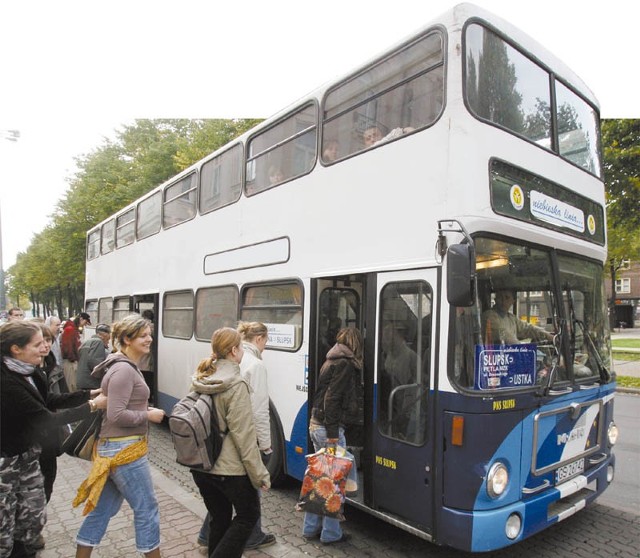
[
  {"xmin": 61, "ymin": 411, "xmax": 103, "ymax": 461},
  {"xmin": 296, "ymin": 448, "xmax": 353, "ymax": 520}
]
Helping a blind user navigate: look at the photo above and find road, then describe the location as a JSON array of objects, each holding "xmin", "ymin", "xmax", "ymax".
[{"xmin": 147, "ymin": 393, "xmax": 639, "ymax": 557}]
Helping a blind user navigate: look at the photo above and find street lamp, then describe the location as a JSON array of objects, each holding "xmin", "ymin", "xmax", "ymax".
[{"xmin": 0, "ymin": 129, "xmax": 21, "ymax": 312}]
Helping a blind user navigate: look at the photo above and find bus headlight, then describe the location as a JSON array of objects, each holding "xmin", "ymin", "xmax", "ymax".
[
  {"xmin": 607, "ymin": 422, "xmax": 619, "ymax": 446},
  {"xmin": 505, "ymin": 513, "xmax": 521, "ymax": 540},
  {"xmin": 487, "ymin": 462, "xmax": 509, "ymax": 498}
]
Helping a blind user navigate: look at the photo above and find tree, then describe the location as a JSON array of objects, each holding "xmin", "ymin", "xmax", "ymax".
[
  {"xmin": 602, "ymin": 119, "xmax": 640, "ymax": 326},
  {"xmin": 5, "ymin": 119, "xmax": 263, "ymax": 315}
]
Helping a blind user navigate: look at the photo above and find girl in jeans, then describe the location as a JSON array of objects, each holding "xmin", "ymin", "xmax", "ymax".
[
  {"xmin": 191, "ymin": 327, "xmax": 270, "ymax": 558},
  {"xmin": 303, "ymin": 327, "xmax": 363, "ymax": 545},
  {"xmin": 75, "ymin": 315, "xmax": 165, "ymax": 558}
]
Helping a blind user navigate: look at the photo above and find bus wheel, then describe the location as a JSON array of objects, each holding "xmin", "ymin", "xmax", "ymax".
[{"xmin": 266, "ymin": 402, "xmax": 286, "ymax": 487}]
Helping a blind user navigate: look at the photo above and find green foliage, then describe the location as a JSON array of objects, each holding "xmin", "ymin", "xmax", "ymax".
[
  {"xmin": 617, "ymin": 376, "xmax": 640, "ymax": 389},
  {"xmin": 5, "ymin": 118, "xmax": 262, "ymax": 316},
  {"xmin": 602, "ymin": 119, "xmax": 640, "ymax": 231}
]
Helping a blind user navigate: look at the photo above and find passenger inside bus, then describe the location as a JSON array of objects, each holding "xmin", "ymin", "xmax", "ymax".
[
  {"xmin": 362, "ymin": 125, "xmax": 415, "ymax": 148},
  {"xmin": 322, "ymin": 139, "xmax": 339, "ymax": 162},
  {"xmin": 380, "ymin": 323, "xmax": 417, "ymax": 439}
]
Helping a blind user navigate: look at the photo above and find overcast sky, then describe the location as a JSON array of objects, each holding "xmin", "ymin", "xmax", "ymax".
[{"xmin": 1, "ymin": 0, "xmax": 638, "ymax": 269}]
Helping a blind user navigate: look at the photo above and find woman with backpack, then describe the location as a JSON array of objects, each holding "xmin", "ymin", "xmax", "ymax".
[
  {"xmin": 74, "ymin": 314, "xmax": 165, "ymax": 558},
  {"xmin": 191, "ymin": 327, "xmax": 270, "ymax": 558}
]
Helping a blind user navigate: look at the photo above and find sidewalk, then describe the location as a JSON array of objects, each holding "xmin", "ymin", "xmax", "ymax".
[
  {"xmin": 39, "ymin": 454, "xmax": 206, "ymax": 557},
  {"xmin": 38, "ymin": 454, "xmax": 306, "ymax": 558}
]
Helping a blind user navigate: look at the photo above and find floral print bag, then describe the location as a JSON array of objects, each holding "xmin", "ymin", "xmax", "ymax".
[{"xmin": 296, "ymin": 448, "xmax": 353, "ymax": 520}]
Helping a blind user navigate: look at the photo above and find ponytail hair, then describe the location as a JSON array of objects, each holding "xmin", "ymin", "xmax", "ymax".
[
  {"xmin": 195, "ymin": 327, "xmax": 242, "ymax": 381},
  {"xmin": 237, "ymin": 321, "xmax": 268, "ymax": 343}
]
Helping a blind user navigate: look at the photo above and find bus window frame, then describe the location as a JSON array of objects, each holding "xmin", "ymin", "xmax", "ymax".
[
  {"xmin": 87, "ymin": 229, "xmax": 101, "ymax": 261},
  {"xmin": 199, "ymin": 143, "xmax": 244, "ymax": 216},
  {"xmin": 162, "ymin": 289, "xmax": 195, "ymax": 340},
  {"xmin": 85, "ymin": 300, "xmax": 99, "ymax": 327},
  {"xmin": 163, "ymin": 171, "xmax": 198, "ymax": 230},
  {"xmin": 462, "ymin": 18, "xmax": 602, "ymax": 179},
  {"xmin": 240, "ymin": 278, "xmax": 304, "ymax": 352},
  {"xmin": 98, "ymin": 297, "xmax": 113, "ymax": 325},
  {"xmin": 320, "ymin": 26, "xmax": 446, "ymax": 166},
  {"xmin": 101, "ymin": 219, "xmax": 115, "ymax": 255},
  {"xmin": 245, "ymin": 102, "xmax": 318, "ymax": 196},
  {"xmin": 116, "ymin": 207, "xmax": 136, "ymax": 249},
  {"xmin": 136, "ymin": 191, "xmax": 162, "ymax": 241},
  {"xmin": 194, "ymin": 284, "xmax": 240, "ymax": 342},
  {"xmin": 112, "ymin": 295, "xmax": 132, "ymax": 324}
]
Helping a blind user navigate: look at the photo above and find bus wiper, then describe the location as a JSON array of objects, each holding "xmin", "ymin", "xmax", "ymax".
[
  {"xmin": 577, "ymin": 319, "xmax": 612, "ymax": 384},
  {"xmin": 538, "ymin": 328, "xmax": 563, "ymax": 396}
]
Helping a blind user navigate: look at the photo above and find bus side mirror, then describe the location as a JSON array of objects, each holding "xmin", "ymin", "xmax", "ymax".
[{"xmin": 447, "ymin": 244, "xmax": 475, "ymax": 307}]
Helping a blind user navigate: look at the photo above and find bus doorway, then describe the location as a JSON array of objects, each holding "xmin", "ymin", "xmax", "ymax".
[
  {"xmin": 133, "ymin": 294, "xmax": 158, "ymax": 405},
  {"xmin": 311, "ymin": 276, "xmax": 368, "ymax": 499},
  {"xmin": 371, "ymin": 270, "xmax": 435, "ymax": 532}
]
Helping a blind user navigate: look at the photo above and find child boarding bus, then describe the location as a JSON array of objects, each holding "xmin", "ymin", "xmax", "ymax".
[{"xmin": 84, "ymin": 3, "xmax": 618, "ymax": 552}]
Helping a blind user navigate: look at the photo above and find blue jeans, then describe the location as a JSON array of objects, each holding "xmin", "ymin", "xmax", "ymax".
[
  {"xmin": 76, "ymin": 438, "xmax": 160, "ymax": 554},
  {"xmin": 302, "ymin": 425, "xmax": 345, "ymax": 543},
  {"xmin": 192, "ymin": 471, "xmax": 260, "ymax": 558}
]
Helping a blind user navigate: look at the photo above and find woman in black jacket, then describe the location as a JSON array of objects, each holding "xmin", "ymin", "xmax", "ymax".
[
  {"xmin": 303, "ymin": 327, "xmax": 363, "ymax": 545},
  {"xmin": 0, "ymin": 321, "xmax": 106, "ymax": 558}
]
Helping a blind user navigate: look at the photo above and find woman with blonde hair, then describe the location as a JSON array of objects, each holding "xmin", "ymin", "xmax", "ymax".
[
  {"xmin": 191, "ymin": 327, "xmax": 270, "ymax": 558},
  {"xmin": 74, "ymin": 314, "xmax": 165, "ymax": 558},
  {"xmin": 302, "ymin": 326, "xmax": 364, "ymax": 545}
]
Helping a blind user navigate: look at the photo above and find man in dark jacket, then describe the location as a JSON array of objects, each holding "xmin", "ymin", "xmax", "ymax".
[{"xmin": 76, "ymin": 324, "xmax": 111, "ymax": 389}]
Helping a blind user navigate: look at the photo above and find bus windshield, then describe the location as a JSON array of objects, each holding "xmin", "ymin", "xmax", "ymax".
[{"xmin": 451, "ymin": 237, "xmax": 611, "ymax": 392}]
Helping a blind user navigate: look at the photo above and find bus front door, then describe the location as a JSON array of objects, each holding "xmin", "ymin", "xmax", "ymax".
[{"xmin": 371, "ymin": 270, "xmax": 435, "ymax": 531}]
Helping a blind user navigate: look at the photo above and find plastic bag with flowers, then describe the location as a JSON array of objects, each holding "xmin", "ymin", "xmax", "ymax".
[{"xmin": 295, "ymin": 447, "xmax": 353, "ymax": 520}]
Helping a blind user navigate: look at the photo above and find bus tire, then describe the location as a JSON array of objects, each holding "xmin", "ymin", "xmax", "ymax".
[{"xmin": 266, "ymin": 402, "xmax": 286, "ymax": 487}]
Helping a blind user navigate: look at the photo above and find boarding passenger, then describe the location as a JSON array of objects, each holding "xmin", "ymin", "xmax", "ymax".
[
  {"xmin": 190, "ymin": 327, "xmax": 270, "ymax": 558},
  {"xmin": 74, "ymin": 315, "xmax": 165, "ymax": 558},
  {"xmin": 303, "ymin": 327, "xmax": 364, "ymax": 545},
  {"xmin": 76, "ymin": 324, "xmax": 111, "ymax": 390}
]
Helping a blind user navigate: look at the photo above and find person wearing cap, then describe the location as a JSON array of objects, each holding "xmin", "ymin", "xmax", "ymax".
[
  {"xmin": 77, "ymin": 324, "xmax": 111, "ymax": 390},
  {"xmin": 61, "ymin": 313, "xmax": 91, "ymax": 392}
]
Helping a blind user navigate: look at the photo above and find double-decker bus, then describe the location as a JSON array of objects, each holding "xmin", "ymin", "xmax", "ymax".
[{"xmin": 84, "ymin": 3, "xmax": 618, "ymax": 551}]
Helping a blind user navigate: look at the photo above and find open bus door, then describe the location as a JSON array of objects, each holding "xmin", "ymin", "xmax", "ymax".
[
  {"xmin": 371, "ymin": 270, "xmax": 436, "ymax": 532},
  {"xmin": 133, "ymin": 294, "xmax": 158, "ymax": 406}
]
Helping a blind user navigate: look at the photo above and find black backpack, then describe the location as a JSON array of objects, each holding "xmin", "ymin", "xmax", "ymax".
[{"xmin": 169, "ymin": 392, "xmax": 226, "ymax": 470}]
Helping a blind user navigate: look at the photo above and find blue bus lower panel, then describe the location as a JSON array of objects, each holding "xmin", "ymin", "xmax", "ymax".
[{"xmin": 439, "ymin": 456, "xmax": 613, "ymax": 552}]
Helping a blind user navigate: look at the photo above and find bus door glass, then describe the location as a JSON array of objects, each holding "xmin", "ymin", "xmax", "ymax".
[
  {"xmin": 373, "ymin": 270, "xmax": 435, "ymax": 529},
  {"xmin": 133, "ymin": 294, "xmax": 158, "ymax": 406}
]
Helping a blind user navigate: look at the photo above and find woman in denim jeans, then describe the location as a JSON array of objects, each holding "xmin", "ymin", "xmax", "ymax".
[
  {"xmin": 303, "ymin": 327, "xmax": 363, "ymax": 545},
  {"xmin": 75, "ymin": 315, "xmax": 165, "ymax": 558}
]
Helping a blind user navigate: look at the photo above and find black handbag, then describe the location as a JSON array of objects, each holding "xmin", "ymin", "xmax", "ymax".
[{"xmin": 61, "ymin": 411, "xmax": 103, "ymax": 461}]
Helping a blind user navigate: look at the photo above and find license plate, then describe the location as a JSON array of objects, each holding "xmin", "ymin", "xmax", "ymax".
[{"xmin": 555, "ymin": 458, "xmax": 585, "ymax": 484}]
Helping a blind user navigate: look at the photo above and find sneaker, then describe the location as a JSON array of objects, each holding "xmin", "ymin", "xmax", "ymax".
[
  {"xmin": 197, "ymin": 537, "xmax": 207, "ymax": 555},
  {"xmin": 245, "ymin": 533, "xmax": 276, "ymax": 550},
  {"xmin": 321, "ymin": 533, "xmax": 351, "ymax": 545}
]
